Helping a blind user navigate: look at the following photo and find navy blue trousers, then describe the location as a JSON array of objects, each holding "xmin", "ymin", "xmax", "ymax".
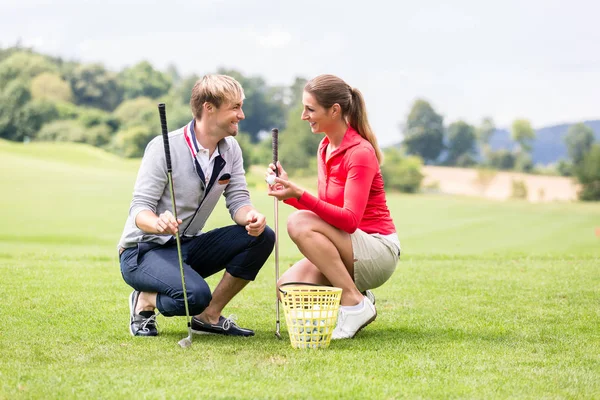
[{"xmin": 120, "ymin": 225, "xmax": 275, "ymax": 317}]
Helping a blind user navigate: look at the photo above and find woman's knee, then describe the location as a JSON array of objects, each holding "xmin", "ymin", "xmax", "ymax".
[{"xmin": 287, "ymin": 210, "xmax": 319, "ymax": 241}]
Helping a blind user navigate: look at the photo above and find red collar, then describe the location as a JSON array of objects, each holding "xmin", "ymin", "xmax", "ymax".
[{"xmin": 319, "ymin": 126, "xmax": 363, "ymax": 160}]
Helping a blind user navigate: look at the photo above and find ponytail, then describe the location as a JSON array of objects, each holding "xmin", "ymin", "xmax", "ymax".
[{"xmin": 349, "ymin": 88, "xmax": 383, "ymax": 164}]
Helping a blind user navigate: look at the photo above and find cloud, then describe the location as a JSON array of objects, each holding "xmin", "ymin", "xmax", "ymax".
[{"xmin": 252, "ymin": 29, "xmax": 292, "ymax": 49}]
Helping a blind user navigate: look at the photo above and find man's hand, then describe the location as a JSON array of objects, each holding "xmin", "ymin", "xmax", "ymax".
[
  {"xmin": 245, "ymin": 209, "xmax": 266, "ymax": 237},
  {"xmin": 155, "ymin": 210, "xmax": 182, "ymax": 235}
]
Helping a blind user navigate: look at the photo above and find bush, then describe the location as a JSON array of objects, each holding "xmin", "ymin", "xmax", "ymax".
[
  {"xmin": 113, "ymin": 97, "xmax": 156, "ymax": 130},
  {"xmin": 30, "ymin": 72, "xmax": 73, "ymax": 102},
  {"xmin": 381, "ymin": 148, "xmax": 424, "ymax": 193},
  {"xmin": 511, "ymin": 179, "xmax": 528, "ymax": 199},
  {"xmin": 574, "ymin": 144, "xmax": 600, "ymax": 201},
  {"xmin": 110, "ymin": 125, "xmax": 155, "ymax": 158},
  {"xmin": 455, "ymin": 153, "xmax": 477, "ymax": 167},
  {"xmin": 78, "ymin": 107, "xmax": 119, "ymax": 131},
  {"xmin": 37, "ymin": 120, "xmax": 112, "ymax": 147},
  {"xmin": 487, "ymin": 149, "xmax": 515, "ymax": 170},
  {"xmin": 556, "ymin": 160, "xmax": 573, "ymax": 177},
  {"xmin": 475, "ymin": 168, "xmax": 497, "ymax": 193}
]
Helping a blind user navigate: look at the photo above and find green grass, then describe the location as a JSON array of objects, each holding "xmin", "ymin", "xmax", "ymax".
[{"xmin": 1, "ymin": 139, "xmax": 599, "ymax": 399}]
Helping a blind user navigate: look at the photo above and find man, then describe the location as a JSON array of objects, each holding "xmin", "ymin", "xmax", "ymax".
[{"xmin": 118, "ymin": 74, "xmax": 274, "ymax": 337}]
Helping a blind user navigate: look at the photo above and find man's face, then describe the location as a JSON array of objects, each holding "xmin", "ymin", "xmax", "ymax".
[{"xmin": 214, "ymin": 99, "xmax": 245, "ymax": 137}]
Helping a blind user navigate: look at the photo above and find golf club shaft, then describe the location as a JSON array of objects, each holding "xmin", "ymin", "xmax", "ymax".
[
  {"xmin": 272, "ymin": 128, "xmax": 281, "ymax": 337},
  {"xmin": 167, "ymin": 176, "xmax": 192, "ymax": 331},
  {"xmin": 159, "ymin": 103, "xmax": 192, "ymax": 343}
]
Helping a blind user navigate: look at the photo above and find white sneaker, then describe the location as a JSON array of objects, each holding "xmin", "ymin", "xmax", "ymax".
[
  {"xmin": 363, "ymin": 290, "xmax": 376, "ymax": 305},
  {"xmin": 332, "ymin": 296, "xmax": 377, "ymax": 339}
]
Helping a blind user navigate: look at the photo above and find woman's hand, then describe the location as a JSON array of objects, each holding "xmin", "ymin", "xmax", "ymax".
[
  {"xmin": 265, "ymin": 161, "xmax": 303, "ymax": 200},
  {"xmin": 267, "ymin": 176, "xmax": 304, "ymax": 201},
  {"xmin": 265, "ymin": 161, "xmax": 289, "ymax": 183}
]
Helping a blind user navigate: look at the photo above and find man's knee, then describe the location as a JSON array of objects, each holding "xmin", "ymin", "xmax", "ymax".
[
  {"xmin": 186, "ymin": 280, "xmax": 212, "ymax": 315},
  {"xmin": 260, "ymin": 226, "xmax": 276, "ymax": 250}
]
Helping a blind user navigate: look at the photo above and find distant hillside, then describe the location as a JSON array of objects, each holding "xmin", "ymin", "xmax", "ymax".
[{"xmin": 489, "ymin": 120, "xmax": 600, "ymax": 165}]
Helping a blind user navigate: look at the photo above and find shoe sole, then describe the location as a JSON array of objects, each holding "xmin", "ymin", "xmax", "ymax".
[
  {"xmin": 190, "ymin": 328, "xmax": 254, "ymax": 337},
  {"xmin": 353, "ymin": 311, "xmax": 377, "ymax": 338},
  {"xmin": 190, "ymin": 328, "xmax": 215, "ymax": 335}
]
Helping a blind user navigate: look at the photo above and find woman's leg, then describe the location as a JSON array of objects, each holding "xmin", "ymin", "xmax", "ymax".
[{"xmin": 285, "ymin": 210, "xmax": 363, "ymax": 306}]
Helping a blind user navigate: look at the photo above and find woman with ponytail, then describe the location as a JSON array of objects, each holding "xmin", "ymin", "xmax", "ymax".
[{"xmin": 267, "ymin": 74, "xmax": 400, "ymax": 339}]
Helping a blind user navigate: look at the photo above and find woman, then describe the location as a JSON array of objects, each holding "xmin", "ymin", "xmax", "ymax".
[{"xmin": 267, "ymin": 74, "xmax": 401, "ymax": 339}]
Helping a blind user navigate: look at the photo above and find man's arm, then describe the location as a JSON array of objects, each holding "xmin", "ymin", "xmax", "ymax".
[{"xmin": 136, "ymin": 210, "xmax": 182, "ymax": 235}]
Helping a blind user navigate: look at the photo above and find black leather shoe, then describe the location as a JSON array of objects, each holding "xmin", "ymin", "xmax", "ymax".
[
  {"xmin": 191, "ymin": 315, "xmax": 254, "ymax": 337},
  {"xmin": 129, "ymin": 290, "xmax": 158, "ymax": 337}
]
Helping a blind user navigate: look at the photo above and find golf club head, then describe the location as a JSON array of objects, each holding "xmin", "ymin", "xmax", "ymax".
[
  {"xmin": 178, "ymin": 335, "xmax": 192, "ymax": 349},
  {"xmin": 274, "ymin": 331, "xmax": 282, "ymax": 340}
]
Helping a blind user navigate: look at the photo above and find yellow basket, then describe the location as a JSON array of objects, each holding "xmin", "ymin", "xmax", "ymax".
[{"xmin": 279, "ymin": 284, "xmax": 342, "ymax": 349}]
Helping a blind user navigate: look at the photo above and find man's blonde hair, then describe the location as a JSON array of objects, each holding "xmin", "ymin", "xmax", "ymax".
[{"xmin": 190, "ymin": 74, "xmax": 245, "ymax": 119}]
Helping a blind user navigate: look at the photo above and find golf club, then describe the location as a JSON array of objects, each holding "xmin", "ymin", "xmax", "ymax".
[
  {"xmin": 158, "ymin": 103, "xmax": 193, "ymax": 349},
  {"xmin": 272, "ymin": 128, "xmax": 282, "ymax": 340}
]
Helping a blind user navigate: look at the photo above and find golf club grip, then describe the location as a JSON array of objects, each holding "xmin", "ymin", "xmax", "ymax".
[
  {"xmin": 271, "ymin": 128, "xmax": 279, "ymax": 177},
  {"xmin": 158, "ymin": 103, "xmax": 172, "ymax": 173}
]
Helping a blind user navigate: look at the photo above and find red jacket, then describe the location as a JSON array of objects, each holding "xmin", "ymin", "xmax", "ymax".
[{"xmin": 285, "ymin": 127, "xmax": 396, "ymax": 235}]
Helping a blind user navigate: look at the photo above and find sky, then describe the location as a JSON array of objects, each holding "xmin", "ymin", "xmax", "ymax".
[{"xmin": 1, "ymin": 0, "xmax": 599, "ymax": 146}]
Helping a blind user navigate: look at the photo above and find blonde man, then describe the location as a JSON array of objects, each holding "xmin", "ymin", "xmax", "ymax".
[{"xmin": 118, "ymin": 75, "xmax": 274, "ymax": 337}]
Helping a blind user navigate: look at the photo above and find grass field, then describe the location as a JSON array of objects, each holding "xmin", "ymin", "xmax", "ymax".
[{"xmin": 1, "ymin": 139, "xmax": 599, "ymax": 399}]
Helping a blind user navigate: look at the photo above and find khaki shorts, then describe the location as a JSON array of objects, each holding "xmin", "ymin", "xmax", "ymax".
[{"xmin": 351, "ymin": 229, "xmax": 400, "ymax": 292}]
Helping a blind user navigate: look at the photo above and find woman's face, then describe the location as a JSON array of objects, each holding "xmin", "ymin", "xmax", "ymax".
[{"xmin": 301, "ymin": 91, "xmax": 333, "ymax": 134}]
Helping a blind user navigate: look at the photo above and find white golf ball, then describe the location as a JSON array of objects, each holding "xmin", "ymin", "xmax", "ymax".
[{"xmin": 266, "ymin": 175, "xmax": 276, "ymax": 185}]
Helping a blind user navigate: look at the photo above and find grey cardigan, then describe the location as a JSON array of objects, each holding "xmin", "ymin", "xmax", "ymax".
[{"xmin": 117, "ymin": 124, "xmax": 252, "ymax": 250}]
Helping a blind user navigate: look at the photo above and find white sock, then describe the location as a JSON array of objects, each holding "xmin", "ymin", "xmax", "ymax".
[{"xmin": 341, "ymin": 299, "xmax": 365, "ymax": 312}]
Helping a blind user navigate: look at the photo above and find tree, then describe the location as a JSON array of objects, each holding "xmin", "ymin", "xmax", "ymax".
[
  {"xmin": 118, "ymin": 61, "xmax": 172, "ymax": 100},
  {"xmin": 67, "ymin": 63, "xmax": 123, "ymax": 111},
  {"xmin": 381, "ymin": 148, "xmax": 424, "ymax": 193},
  {"xmin": 0, "ymin": 51, "xmax": 57, "ymax": 91},
  {"xmin": 511, "ymin": 119, "xmax": 535, "ymax": 153},
  {"xmin": 487, "ymin": 149, "xmax": 516, "ymax": 170},
  {"xmin": 445, "ymin": 120, "xmax": 476, "ymax": 166},
  {"xmin": 476, "ymin": 117, "xmax": 495, "ymax": 156},
  {"xmin": 564, "ymin": 122, "xmax": 595, "ymax": 165},
  {"xmin": 170, "ymin": 73, "xmax": 200, "ymax": 105},
  {"xmin": 113, "ymin": 96, "xmax": 156, "ymax": 130},
  {"xmin": 402, "ymin": 99, "xmax": 444, "ymax": 163},
  {"xmin": 218, "ymin": 68, "xmax": 286, "ymax": 142},
  {"xmin": 37, "ymin": 120, "xmax": 112, "ymax": 147},
  {"xmin": 30, "ymin": 72, "xmax": 73, "ymax": 102},
  {"xmin": 0, "ymin": 79, "xmax": 58, "ymax": 141},
  {"xmin": 110, "ymin": 125, "xmax": 155, "ymax": 158},
  {"xmin": 77, "ymin": 107, "xmax": 119, "ymax": 131},
  {"xmin": 286, "ymin": 76, "xmax": 308, "ymax": 109},
  {"xmin": 574, "ymin": 144, "xmax": 600, "ymax": 201},
  {"xmin": 234, "ymin": 132, "xmax": 254, "ymax": 172},
  {"xmin": 514, "ymin": 152, "xmax": 533, "ymax": 172},
  {"xmin": 165, "ymin": 63, "xmax": 181, "ymax": 86}
]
